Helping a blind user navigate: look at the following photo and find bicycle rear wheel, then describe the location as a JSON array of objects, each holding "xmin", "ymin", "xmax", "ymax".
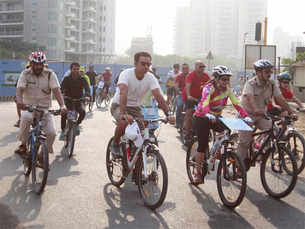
[
  {"xmin": 216, "ymin": 150, "xmax": 247, "ymax": 208},
  {"xmin": 106, "ymin": 137, "xmax": 125, "ymax": 187},
  {"xmin": 260, "ymin": 146, "xmax": 297, "ymax": 199},
  {"xmin": 96, "ymin": 94, "xmax": 102, "ymax": 108},
  {"xmin": 186, "ymin": 141, "xmax": 204, "ymax": 184},
  {"xmin": 32, "ymin": 142, "xmax": 49, "ymax": 195},
  {"xmin": 285, "ymin": 132, "xmax": 305, "ymax": 174},
  {"xmin": 137, "ymin": 147, "xmax": 168, "ymax": 210}
]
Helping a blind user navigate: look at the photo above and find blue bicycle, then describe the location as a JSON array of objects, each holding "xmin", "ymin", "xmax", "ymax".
[{"xmin": 22, "ymin": 106, "xmax": 60, "ymax": 194}]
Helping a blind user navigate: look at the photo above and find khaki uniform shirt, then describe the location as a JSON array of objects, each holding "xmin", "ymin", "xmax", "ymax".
[
  {"xmin": 17, "ymin": 68, "xmax": 60, "ymax": 108},
  {"xmin": 241, "ymin": 75, "xmax": 281, "ymax": 115}
]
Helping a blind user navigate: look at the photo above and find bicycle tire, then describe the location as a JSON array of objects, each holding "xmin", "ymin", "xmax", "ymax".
[
  {"xmin": 284, "ymin": 131, "xmax": 305, "ymax": 174},
  {"xmin": 137, "ymin": 147, "xmax": 168, "ymax": 210},
  {"xmin": 260, "ymin": 146, "xmax": 297, "ymax": 199},
  {"xmin": 106, "ymin": 137, "xmax": 126, "ymax": 187},
  {"xmin": 23, "ymin": 136, "xmax": 33, "ymax": 176},
  {"xmin": 186, "ymin": 141, "xmax": 199, "ymax": 184},
  {"xmin": 65, "ymin": 125, "xmax": 76, "ymax": 159},
  {"xmin": 89, "ymin": 101, "xmax": 93, "ymax": 112},
  {"xmin": 104, "ymin": 95, "xmax": 110, "ymax": 107},
  {"xmin": 32, "ymin": 142, "xmax": 49, "ymax": 195},
  {"xmin": 96, "ymin": 94, "xmax": 102, "ymax": 108},
  {"xmin": 216, "ymin": 151, "xmax": 247, "ymax": 208}
]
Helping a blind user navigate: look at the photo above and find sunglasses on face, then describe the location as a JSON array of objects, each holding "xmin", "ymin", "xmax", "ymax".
[
  {"xmin": 140, "ymin": 61, "xmax": 152, "ymax": 67},
  {"xmin": 220, "ymin": 77, "xmax": 230, "ymax": 82},
  {"xmin": 199, "ymin": 65, "xmax": 206, "ymax": 69}
]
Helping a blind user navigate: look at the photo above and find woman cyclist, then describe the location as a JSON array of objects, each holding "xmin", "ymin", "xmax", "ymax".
[{"xmin": 192, "ymin": 65, "xmax": 251, "ymax": 184}]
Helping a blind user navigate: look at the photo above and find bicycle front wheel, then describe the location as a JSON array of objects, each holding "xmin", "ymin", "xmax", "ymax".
[
  {"xmin": 137, "ymin": 147, "xmax": 168, "ymax": 210},
  {"xmin": 216, "ymin": 151, "xmax": 247, "ymax": 208},
  {"xmin": 32, "ymin": 142, "xmax": 49, "ymax": 195},
  {"xmin": 23, "ymin": 136, "xmax": 33, "ymax": 176},
  {"xmin": 65, "ymin": 125, "xmax": 76, "ymax": 159},
  {"xmin": 96, "ymin": 94, "xmax": 102, "ymax": 108},
  {"xmin": 285, "ymin": 132, "xmax": 305, "ymax": 174},
  {"xmin": 260, "ymin": 146, "xmax": 297, "ymax": 199}
]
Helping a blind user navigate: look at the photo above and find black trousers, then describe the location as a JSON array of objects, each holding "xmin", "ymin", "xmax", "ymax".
[{"xmin": 61, "ymin": 101, "xmax": 86, "ymax": 131}]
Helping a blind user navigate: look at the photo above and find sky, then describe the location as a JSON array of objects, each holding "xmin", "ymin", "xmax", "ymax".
[{"xmin": 115, "ymin": 0, "xmax": 305, "ymax": 56}]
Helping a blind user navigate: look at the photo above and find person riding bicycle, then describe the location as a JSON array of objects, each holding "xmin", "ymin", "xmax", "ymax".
[
  {"xmin": 166, "ymin": 64, "xmax": 180, "ymax": 105},
  {"xmin": 182, "ymin": 60, "xmax": 211, "ymax": 143},
  {"xmin": 174, "ymin": 63, "xmax": 189, "ymax": 129},
  {"xmin": 60, "ymin": 62, "xmax": 90, "ymax": 140},
  {"xmin": 110, "ymin": 51, "xmax": 175, "ymax": 157},
  {"xmin": 192, "ymin": 65, "xmax": 251, "ymax": 184},
  {"xmin": 15, "ymin": 51, "xmax": 66, "ymax": 156},
  {"xmin": 102, "ymin": 67, "xmax": 113, "ymax": 96},
  {"xmin": 86, "ymin": 64, "xmax": 98, "ymax": 103},
  {"xmin": 267, "ymin": 72, "xmax": 305, "ymax": 115},
  {"xmin": 237, "ymin": 59, "xmax": 296, "ymax": 168}
]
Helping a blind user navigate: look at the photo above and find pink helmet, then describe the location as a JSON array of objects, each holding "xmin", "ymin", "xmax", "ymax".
[{"xmin": 29, "ymin": 51, "xmax": 47, "ymax": 63}]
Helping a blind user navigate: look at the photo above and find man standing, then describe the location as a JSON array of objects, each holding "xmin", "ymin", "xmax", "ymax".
[
  {"xmin": 110, "ymin": 52, "xmax": 175, "ymax": 156},
  {"xmin": 174, "ymin": 63, "xmax": 189, "ymax": 129},
  {"xmin": 182, "ymin": 60, "xmax": 210, "ymax": 142},
  {"xmin": 15, "ymin": 51, "xmax": 66, "ymax": 155},
  {"xmin": 86, "ymin": 64, "xmax": 98, "ymax": 102}
]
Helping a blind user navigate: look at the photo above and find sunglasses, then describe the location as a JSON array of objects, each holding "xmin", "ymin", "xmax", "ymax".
[
  {"xmin": 140, "ymin": 61, "xmax": 152, "ymax": 67},
  {"xmin": 199, "ymin": 65, "xmax": 206, "ymax": 69},
  {"xmin": 220, "ymin": 77, "xmax": 230, "ymax": 82}
]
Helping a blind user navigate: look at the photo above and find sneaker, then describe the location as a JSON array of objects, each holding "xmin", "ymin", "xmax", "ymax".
[
  {"xmin": 14, "ymin": 120, "xmax": 20, "ymax": 128},
  {"xmin": 111, "ymin": 142, "xmax": 122, "ymax": 158},
  {"xmin": 59, "ymin": 131, "xmax": 65, "ymax": 141},
  {"xmin": 14, "ymin": 144, "xmax": 26, "ymax": 157},
  {"xmin": 75, "ymin": 125, "xmax": 80, "ymax": 136}
]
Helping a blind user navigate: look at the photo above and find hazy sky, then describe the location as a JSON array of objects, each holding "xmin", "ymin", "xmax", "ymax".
[{"xmin": 115, "ymin": 0, "xmax": 305, "ymax": 55}]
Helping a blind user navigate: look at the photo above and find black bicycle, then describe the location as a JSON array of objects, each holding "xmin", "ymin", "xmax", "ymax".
[
  {"xmin": 247, "ymin": 113, "xmax": 298, "ymax": 199},
  {"xmin": 22, "ymin": 106, "xmax": 60, "ymax": 194},
  {"xmin": 186, "ymin": 117, "xmax": 247, "ymax": 208},
  {"xmin": 63, "ymin": 97, "xmax": 84, "ymax": 158},
  {"xmin": 96, "ymin": 86, "xmax": 110, "ymax": 108}
]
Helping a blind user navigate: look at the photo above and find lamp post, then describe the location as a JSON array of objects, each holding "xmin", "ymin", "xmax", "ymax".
[{"xmin": 242, "ymin": 32, "xmax": 248, "ymax": 82}]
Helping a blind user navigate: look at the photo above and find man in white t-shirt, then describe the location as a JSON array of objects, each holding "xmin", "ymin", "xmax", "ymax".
[{"xmin": 110, "ymin": 51, "xmax": 175, "ymax": 156}]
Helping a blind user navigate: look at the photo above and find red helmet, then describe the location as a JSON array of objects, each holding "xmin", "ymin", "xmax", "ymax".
[{"xmin": 29, "ymin": 51, "xmax": 47, "ymax": 63}]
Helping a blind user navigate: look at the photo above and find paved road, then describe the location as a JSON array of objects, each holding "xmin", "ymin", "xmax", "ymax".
[{"xmin": 0, "ymin": 102, "xmax": 304, "ymax": 229}]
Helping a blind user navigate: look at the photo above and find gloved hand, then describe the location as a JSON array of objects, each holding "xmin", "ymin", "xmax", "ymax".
[{"xmin": 205, "ymin": 113, "xmax": 216, "ymax": 120}]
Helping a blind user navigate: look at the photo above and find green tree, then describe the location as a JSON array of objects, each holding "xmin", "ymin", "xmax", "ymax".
[{"xmin": 0, "ymin": 40, "xmax": 45, "ymax": 59}]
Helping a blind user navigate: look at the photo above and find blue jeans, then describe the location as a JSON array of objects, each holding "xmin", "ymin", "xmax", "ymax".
[{"xmin": 175, "ymin": 95, "xmax": 184, "ymax": 128}]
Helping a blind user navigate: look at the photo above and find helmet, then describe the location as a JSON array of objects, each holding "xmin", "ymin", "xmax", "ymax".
[
  {"xmin": 29, "ymin": 51, "xmax": 47, "ymax": 63},
  {"xmin": 278, "ymin": 72, "xmax": 292, "ymax": 81},
  {"xmin": 253, "ymin": 59, "xmax": 273, "ymax": 70},
  {"xmin": 79, "ymin": 66, "xmax": 85, "ymax": 72},
  {"xmin": 212, "ymin": 65, "xmax": 232, "ymax": 78},
  {"xmin": 105, "ymin": 67, "xmax": 111, "ymax": 71}
]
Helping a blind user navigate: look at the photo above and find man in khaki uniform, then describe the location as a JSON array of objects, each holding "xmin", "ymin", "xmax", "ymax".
[
  {"xmin": 237, "ymin": 59, "xmax": 295, "ymax": 165},
  {"xmin": 15, "ymin": 51, "xmax": 66, "ymax": 155}
]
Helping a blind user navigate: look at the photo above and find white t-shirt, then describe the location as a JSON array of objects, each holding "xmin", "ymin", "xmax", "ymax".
[{"xmin": 112, "ymin": 68, "xmax": 160, "ymax": 107}]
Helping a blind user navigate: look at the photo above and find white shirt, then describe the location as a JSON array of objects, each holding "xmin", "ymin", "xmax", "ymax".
[{"xmin": 112, "ymin": 68, "xmax": 160, "ymax": 107}]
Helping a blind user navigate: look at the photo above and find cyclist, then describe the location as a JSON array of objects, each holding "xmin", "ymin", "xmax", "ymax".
[
  {"xmin": 182, "ymin": 60, "xmax": 210, "ymax": 143},
  {"xmin": 192, "ymin": 66, "xmax": 251, "ymax": 184},
  {"xmin": 60, "ymin": 62, "xmax": 90, "ymax": 140},
  {"xmin": 102, "ymin": 67, "xmax": 113, "ymax": 96},
  {"xmin": 79, "ymin": 66, "xmax": 90, "ymax": 87},
  {"xmin": 110, "ymin": 51, "xmax": 175, "ymax": 156},
  {"xmin": 166, "ymin": 64, "xmax": 180, "ymax": 105},
  {"xmin": 174, "ymin": 63, "xmax": 189, "ymax": 129},
  {"xmin": 86, "ymin": 64, "xmax": 98, "ymax": 103},
  {"xmin": 237, "ymin": 59, "xmax": 296, "ymax": 166},
  {"xmin": 267, "ymin": 72, "xmax": 305, "ymax": 114},
  {"xmin": 15, "ymin": 51, "xmax": 66, "ymax": 156}
]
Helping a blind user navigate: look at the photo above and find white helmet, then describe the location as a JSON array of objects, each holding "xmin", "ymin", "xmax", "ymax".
[
  {"xmin": 212, "ymin": 65, "xmax": 232, "ymax": 78},
  {"xmin": 253, "ymin": 59, "xmax": 273, "ymax": 70}
]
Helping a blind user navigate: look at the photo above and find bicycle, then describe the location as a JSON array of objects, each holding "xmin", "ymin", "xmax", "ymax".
[
  {"xmin": 106, "ymin": 117, "xmax": 169, "ymax": 210},
  {"xmin": 169, "ymin": 90, "xmax": 177, "ymax": 114},
  {"xmin": 247, "ymin": 113, "xmax": 298, "ymax": 199},
  {"xmin": 96, "ymin": 84, "xmax": 110, "ymax": 109},
  {"xmin": 62, "ymin": 97, "xmax": 84, "ymax": 158},
  {"xmin": 186, "ymin": 117, "xmax": 248, "ymax": 208},
  {"xmin": 22, "ymin": 106, "xmax": 60, "ymax": 194}
]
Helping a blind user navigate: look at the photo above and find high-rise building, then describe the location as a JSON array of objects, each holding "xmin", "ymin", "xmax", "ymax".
[
  {"xmin": 174, "ymin": 0, "xmax": 268, "ymax": 58},
  {"xmin": 0, "ymin": 0, "xmax": 116, "ymax": 64}
]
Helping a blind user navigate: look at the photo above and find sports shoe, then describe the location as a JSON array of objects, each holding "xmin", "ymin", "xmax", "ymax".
[
  {"xmin": 59, "ymin": 131, "xmax": 65, "ymax": 141},
  {"xmin": 75, "ymin": 125, "xmax": 80, "ymax": 136},
  {"xmin": 111, "ymin": 142, "xmax": 122, "ymax": 158},
  {"xmin": 14, "ymin": 120, "xmax": 20, "ymax": 128}
]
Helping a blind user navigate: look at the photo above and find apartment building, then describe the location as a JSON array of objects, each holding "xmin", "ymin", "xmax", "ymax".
[{"xmin": 0, "ymin": 0, "xmax": 116, "ymax": 64}]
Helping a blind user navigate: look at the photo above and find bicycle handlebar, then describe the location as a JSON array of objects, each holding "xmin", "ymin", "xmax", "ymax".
[{"xmin": 25, "ymin": 105, "xmax": 61, "ymax": 116}]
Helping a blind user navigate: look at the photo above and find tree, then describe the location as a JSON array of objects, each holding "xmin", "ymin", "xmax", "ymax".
[{"xmin": 0, "ymin": 40, "xmax": 45, "ymax": 59}]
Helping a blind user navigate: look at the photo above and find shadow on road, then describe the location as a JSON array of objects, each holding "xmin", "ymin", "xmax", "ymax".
[
  {"xmin": 188, "ymin": 184, "xmax": 254, "ymax": 229},
  {"xmin": 84, "ymin": 111, "xmax": 94, "ymax": 120},
  {"xmin": 0, "ymin": 130, "xmax": 18, "ymax": 147},
  {"xmin": 0, "ymin": 155, "xmax": 22, "ymax": 181},
  {"xmin": 103, "ymin": 183, "xmax": 170, "ymax": 229},
  {"xmin": 0, "ymin": 173, "xmax": 43, "ymax": 227},
  {"xmin": 246, "ymin": 186, "xmax": 305, "ymax": 229},
  {"xmin": 0, "ymin": 202, "xmax": 24, "ymax": 229}
]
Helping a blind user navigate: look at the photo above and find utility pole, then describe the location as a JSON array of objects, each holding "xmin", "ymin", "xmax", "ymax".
[{"xmin": 264, "ymin": 17, "xmax": 268, "ymax": 45}]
